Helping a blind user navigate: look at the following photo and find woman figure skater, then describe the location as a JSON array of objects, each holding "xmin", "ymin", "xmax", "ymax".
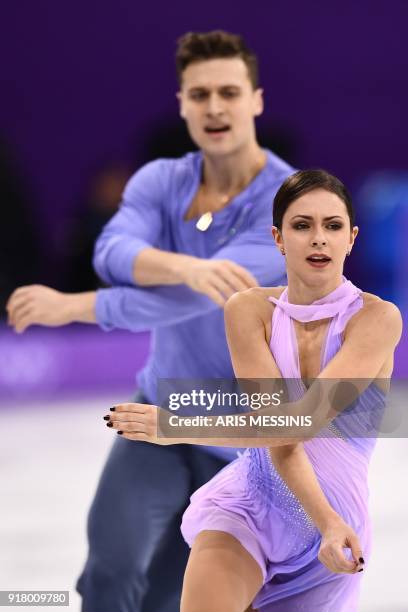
[{"xmin": 108, "ymin": 169, "xmax": 402, "ymax": 611}]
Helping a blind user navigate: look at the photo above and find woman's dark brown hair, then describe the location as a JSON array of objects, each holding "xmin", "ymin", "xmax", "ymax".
[{"xmin": 273, "ymin": 169, "xmax": 355, "ymax": 230}]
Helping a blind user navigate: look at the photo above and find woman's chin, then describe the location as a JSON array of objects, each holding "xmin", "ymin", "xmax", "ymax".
[{"xmin": 302, "ymin": 266, "xmax": 342, "ymax": 285}]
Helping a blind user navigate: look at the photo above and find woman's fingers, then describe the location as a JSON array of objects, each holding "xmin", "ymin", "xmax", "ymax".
[
  {"xmin": 110, "ymin": 411, "xmax": 148, "ymax": 421},
  {"xmin": 347, "ymin": 533, "xmax": 365, "ymax": 568},
  {"xmin": 318, "ymin": 543, "xmax": 361, "ymax": 574},
  {"xmin": 319, "ymin": 521, "xmax": 365, "ymax": 575},
  {"xmin": 121, "ymin": 432, "xmax": 150, "ymax": 442},
  {"xmin": 111, "ymin": 403, "xmax": 152, "ymax": 414},
  {"xmin": 107, "ymin": 403, "xmax": 160, "ymax": 439},
  {"xmin": 105, "ymin": 403, "xmax": 185, "ymax": 446},
  {"xmin": 319, "ymin": 554, "xmax": 353, "ymax": 574},
  {"xmin": 108, "ymin": 420, "xmax": 147, "ymax": 433},
  {"xmin": 329, "ymin": 545, "xmax": 357, "ymax": 573}
]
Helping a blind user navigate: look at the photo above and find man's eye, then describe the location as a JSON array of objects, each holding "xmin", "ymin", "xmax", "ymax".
[
  {"xmin": 221, "ymin": 90, "xmax": 239, "ymax": 98},
  {"xmin": 190, "ymin": 91, "xmax": 207, "ymax": 101}
]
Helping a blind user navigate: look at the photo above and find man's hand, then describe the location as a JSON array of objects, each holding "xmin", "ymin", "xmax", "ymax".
[
  {"xmin": 134, "ymin": 248, "xmax": 258, "ymax": 307},
  {"xmin": 133, "ymin": 249, "xmax": 258, "ymax": 306},
  {"xmin": 6, "ymin": 285, "xmax": 96, "ymax": 332},
  {"xmin": 180, "ymin": 259, "xmax": 258, "ymax": 307},
  {"xmin": 318, "ymin": 517, "xmax": 365, "ymax": 574}
]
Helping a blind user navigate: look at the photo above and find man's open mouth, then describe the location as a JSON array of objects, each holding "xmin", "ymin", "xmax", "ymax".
[{"xmin": 204, "ymin": 125, "xmax": 231, "ymax": 133}]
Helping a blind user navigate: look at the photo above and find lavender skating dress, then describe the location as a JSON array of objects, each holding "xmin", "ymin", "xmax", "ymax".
[{"xmin": 181, "ymin": 280, "xmax": 385, "ymax": 611}]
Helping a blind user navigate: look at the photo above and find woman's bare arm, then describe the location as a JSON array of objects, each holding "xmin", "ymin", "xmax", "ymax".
[
  {"xmin": 110, "ymin": 289, "xmax": 401, "ymax": 446},
  {"xmin": 111, "ymin": 287, "xmax": 390, "ymax": 573}
]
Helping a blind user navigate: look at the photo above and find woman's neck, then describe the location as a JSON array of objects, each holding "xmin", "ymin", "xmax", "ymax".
[{"xmin": 286, "ymin": 271, "xmax": 344, "ymax": 305}]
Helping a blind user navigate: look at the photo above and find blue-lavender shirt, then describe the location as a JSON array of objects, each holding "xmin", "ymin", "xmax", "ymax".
[{"xmin": 93, "ymin": 150, "xmax": 294, "ymax": 459}]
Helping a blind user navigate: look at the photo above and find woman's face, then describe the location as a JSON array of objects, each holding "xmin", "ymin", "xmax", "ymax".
[{"xmin": 272, "ymin": 189, "xmax": 358, "ymax": 283}]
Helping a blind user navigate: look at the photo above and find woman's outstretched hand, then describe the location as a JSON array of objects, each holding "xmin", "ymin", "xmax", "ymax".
[
  {"xmin": 318, "ymin": 517, "xmax": 365, "ymax": 574},
  {"xmin": 106, "ymin": 403, "xmax": 176, "ymax": 445}
]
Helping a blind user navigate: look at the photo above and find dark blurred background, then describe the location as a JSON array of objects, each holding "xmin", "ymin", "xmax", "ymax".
[{"xmin": 1, "ymin": 1, "xmax": 407, "ymax": 398}]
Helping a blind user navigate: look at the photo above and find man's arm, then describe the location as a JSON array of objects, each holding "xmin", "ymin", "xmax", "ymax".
[
  {"xmin": 7, "ymin": 216, "xmax": 286, "ymax": 333},
  {"xmin": 92, "ymin": 156, "xmax": 253, "ymax": 293},
  {"xmin": 6, "ymin": 287, "xmax": 97, "ymax": 333},
  {"xmin": 95, "ymin": 220, "xmax": 286, "ymax": 330},
  {"xmin": 132, "ymin": 249, "xmax": 259, "ymax": 307},
  {"xmin": 94, "ymin": 158, "xmax": 288, "ymax": 296},
  {"xmin": 93, "ymin": 159, "xmax": 166, "ymax": 285}
]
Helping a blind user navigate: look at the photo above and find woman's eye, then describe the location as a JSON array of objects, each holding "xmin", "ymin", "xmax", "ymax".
[
  {"xmin": 327, "ymin": 223, "xmax": 343, "ymax": 230},
  {"xmin": 293, "ymin": 223, "xmax": 309, "ymax": 230}
]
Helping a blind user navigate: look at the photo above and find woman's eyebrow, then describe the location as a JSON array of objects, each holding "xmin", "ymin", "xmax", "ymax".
[{"xmin": 289, "ymin": 215, "xmax": 344, "ymax": 221}]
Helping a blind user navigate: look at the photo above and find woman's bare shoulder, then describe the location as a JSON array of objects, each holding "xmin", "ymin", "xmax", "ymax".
[
  {"xmin": 224, "ymin": 286, "xmax": 286, "ymax": 324},
  {"xmin": 260, "ymin": 286, "xmax": 287, "ymax": 300},
  {"xmin": 347, "ymin": 291, "xmax": 402, "ymax": 337},
  {"xmin": 361, "ymin": 292, "xmax": 401, "ymax": 316},
  {"xmin": 361, "ymin": 291, "xmax": 385, "ymax": 306},
  {"xmin": 225, "ymin": 286, "xmax": 286, "ymax": 311}
]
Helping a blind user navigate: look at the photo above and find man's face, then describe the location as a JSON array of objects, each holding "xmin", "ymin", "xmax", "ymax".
[{"xmin": 177, "ymin": 58, "xmax": 263, "ymax": 157}]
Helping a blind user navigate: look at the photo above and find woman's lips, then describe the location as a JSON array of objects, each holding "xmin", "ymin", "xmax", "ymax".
[
  {"xmin": 307, "ymin": 260, "xmax": 330, "ymax": 268},
  {"xmin": 306, "ymin": 256, "xmax": 331, "ymax": 268}
]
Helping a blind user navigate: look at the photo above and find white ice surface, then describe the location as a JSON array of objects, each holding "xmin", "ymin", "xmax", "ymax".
[{"xmin": 1, "ymin": 396, "xmax": 407, "ymax": 611}]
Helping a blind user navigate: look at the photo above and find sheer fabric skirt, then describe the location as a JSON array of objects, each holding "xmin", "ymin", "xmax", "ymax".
[{"xmin": 181, "ymin": 447, "xmax": 369, "ymax": 611}]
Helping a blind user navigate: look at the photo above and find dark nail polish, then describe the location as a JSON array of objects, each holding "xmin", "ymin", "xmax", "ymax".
[
  {"xmin": 106, "ymin": 422, "xmax": 113, "ymax": 428},
  {"xmin": 358, "ymin": 568, "xmax": 363, "ymax": 572},
  {"xmin": 103, "ymin": 415, "xmax": 110, "ymax": 421},
  {"xmin": 117, "ymin": 430, "xmax": 123, "ymax": 435},
  {"xmin": 110, "ymin": 406, "xmax": 116, "ymax": 412},
  {"xmin": 359, "ymin": 557, "xmax": 365, "ymax": 564}
]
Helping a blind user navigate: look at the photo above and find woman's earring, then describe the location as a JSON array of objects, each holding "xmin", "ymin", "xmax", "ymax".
[
  {"xmin": 280, "ymin": 248, "xmax": 285, "ymax": 255},
  {"xmin": 346, "ymin": 250, "xmax": 351, "ymax": 256}
]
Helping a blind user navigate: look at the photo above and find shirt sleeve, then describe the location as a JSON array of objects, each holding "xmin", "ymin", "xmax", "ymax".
[
  {"xmin": 95, "ymin": 213, "xmax": 286, "ymax": 332},
  {"xmin": 93, "ymin": 159, "xmax": 168, "ymax": 285},
  {"xmin": 210, "ymin": 214, "xmax": 283, "ymax": 287}
]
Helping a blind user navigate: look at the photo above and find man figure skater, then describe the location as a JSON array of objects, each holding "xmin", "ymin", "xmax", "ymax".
[{"xmin": 7, "ymin": 31, "xmax": 294, "ymax": 612}]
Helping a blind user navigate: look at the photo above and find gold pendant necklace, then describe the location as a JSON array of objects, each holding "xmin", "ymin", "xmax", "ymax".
[{"xmin": 196, "ymin": 211, "xmax": 213, "ymax": 231}]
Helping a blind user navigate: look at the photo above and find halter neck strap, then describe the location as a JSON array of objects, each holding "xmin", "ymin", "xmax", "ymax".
[{"xmin": 268, "ymin": 278, "xmax": 363, "ymax": 333}]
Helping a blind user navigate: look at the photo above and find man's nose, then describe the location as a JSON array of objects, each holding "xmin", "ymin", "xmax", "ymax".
[{"xmin": 206, "ymin": 93, "xmax": 224, "ymax": 115}]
